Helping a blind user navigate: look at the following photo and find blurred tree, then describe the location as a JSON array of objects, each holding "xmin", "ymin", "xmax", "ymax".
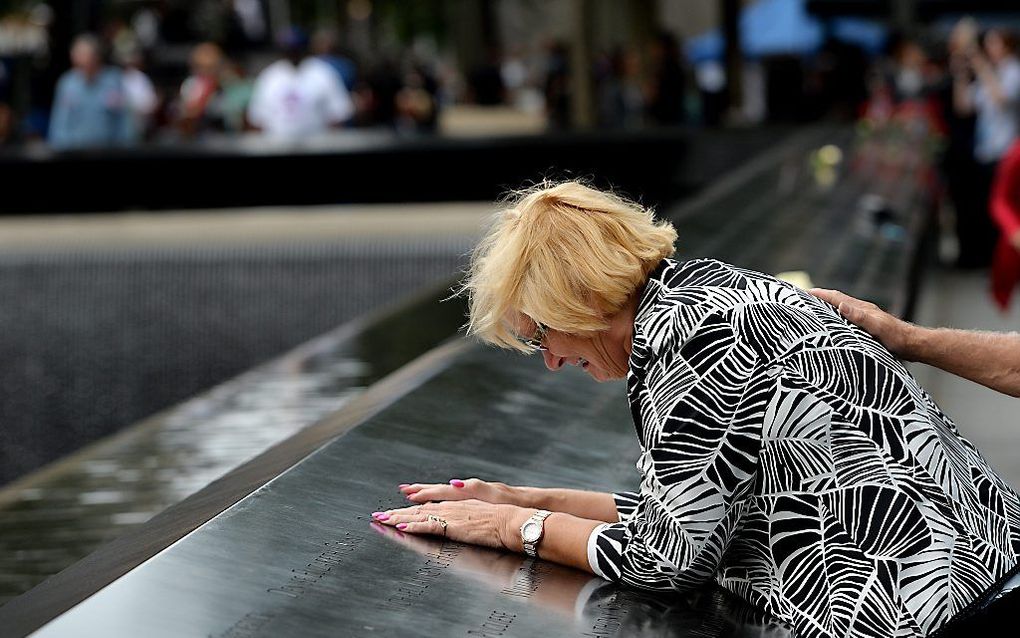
[
  {"xmin": 626, "ymin": 0, "xmax": 658, "ymax": 82},
  {"xmin": 375, "ymin": 0, "xmax": 448, "ymax": 46},
  {"xmin": 892, "ymin": 0, "xmax": 917, "ymax": 35},
  {"xmin": 569, "ymin": 0, "xmax": 595, "ymax": 128},
  {"xmin": 444, "ymin": 0, "xmax": 494, "ymax": 78},
  {"xmin": 721, "ymin": 0, "xmax": 741, "ymax": 117}
]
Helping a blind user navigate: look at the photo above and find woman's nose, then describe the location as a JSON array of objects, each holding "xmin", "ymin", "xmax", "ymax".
[{"xmin": 542, "ymin": 349, "xmax": 564, "ymax": 371}]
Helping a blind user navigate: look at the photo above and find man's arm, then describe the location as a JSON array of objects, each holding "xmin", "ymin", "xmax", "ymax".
[
  {"xmin": 810, "ymin": 288, "xmax": 1020, "ymax": 397},
  {"xmin": 953, "ymin": 67, "xmax": 975, "ymax": 115},
  {"xmin": 48, "ymin": 76, "xmax": 72, "ymax": 149},
  {"xmin": 246, "ymin": 70, "xmax": 270, "ymax": 132},
  {"xmin": 971, "ymin": 52, "xmax": 1011, "ymax": 107},
  {"xmin": 321, "ymin": 65, "xmax": 354, "ymax": 126}
]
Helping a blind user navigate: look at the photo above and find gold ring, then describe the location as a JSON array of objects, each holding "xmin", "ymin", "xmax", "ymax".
[{"xmin": 426, "ymin": 514, "xmax": 448, "ymax": 535}]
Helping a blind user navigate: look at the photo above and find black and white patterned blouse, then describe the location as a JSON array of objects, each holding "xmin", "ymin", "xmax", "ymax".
[{"xmin": 585, "ymin": 258, "xmax": 1020, "ymax": 638}]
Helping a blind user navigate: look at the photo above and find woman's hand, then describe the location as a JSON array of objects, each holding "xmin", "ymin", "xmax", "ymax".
[
  {"xmin": 369, "ymin": 520, "xmax": 527, "ymax": 586},
  {"xmin": 371, "ymin": 500, "xmax": 531, "ymax": 551},
  {"xmin": 400, "ymin": 481, "xmax": 623, "ymax": 523},
  {"xmin": 399, "ymin": 478, "xmax": 521, "ymax": 506},
  {"xmin": 369, "ymin": 519, "xmax": 602, "ymax": 616},
  {"xmin": 371, "ymin": 501, "xmax": 604, "ymax": 575}
]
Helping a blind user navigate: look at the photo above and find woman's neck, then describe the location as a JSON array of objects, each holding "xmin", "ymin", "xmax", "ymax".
[{"xmin": 609, "ymin": 290, "xmax": 641, "ymax": 360}]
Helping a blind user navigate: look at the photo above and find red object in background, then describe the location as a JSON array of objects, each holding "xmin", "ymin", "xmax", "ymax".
[
  {"xmin": 182, "ymin": 76, "xmax": 218, "ymax": 118},
  {"xmin": 990, "ymin": 140, "xmax": 1020, "ymax": 310}
]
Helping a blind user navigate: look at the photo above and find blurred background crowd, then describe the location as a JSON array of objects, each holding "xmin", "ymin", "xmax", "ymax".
[
  {"xmin": 1, "ymin": 1, "xmax": 1017, "ymax": 269},
  {"xmin": 0, "ymin": 0, "xmax": 1007, "ymax": 145}
]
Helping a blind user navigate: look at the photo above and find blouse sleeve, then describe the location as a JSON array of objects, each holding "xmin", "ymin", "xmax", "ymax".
[
  {"xmin": 612, "ymin": 491, "xmax": 640, "ymax": 522},
  {"xmin": 587, "ymin": 304, "xmax": 766, "ymax": 591}
]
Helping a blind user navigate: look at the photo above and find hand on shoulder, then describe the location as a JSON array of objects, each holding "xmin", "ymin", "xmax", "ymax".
[{"xmin": 809, "ymin": 288, "xmax": 920, "ymax": 360}]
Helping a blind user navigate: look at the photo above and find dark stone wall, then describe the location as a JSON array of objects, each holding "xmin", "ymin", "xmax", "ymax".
[
  {"xmin": 0, "ymin": 240, "xmax": 470, "ymax": 485},
  {"xmin": 0, "ymin": 126, "xmax": 793, "ymax": 486}
]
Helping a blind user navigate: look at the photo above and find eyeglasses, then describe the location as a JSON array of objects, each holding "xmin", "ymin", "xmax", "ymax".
[{"xmin": 515, "ymin": 321, "xmax": 548, "ymax": 352}]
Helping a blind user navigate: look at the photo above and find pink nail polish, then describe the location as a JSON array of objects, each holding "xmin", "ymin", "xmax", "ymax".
[
  {"xmin": 396, "ymin": 523, "xmax": 408, "ymax": 530},
  {"xmin": 376, "ymin": 513, "xmax": 390, "ymax": 521},
  {"xmin": 450, "ymin": 479, "xmax": 465, "ymax": 488},
  {"xmin": 372, "ymin": 511, "xmax": 384, "ymax": 517},
  {"xmin": 398, "ymin": 484, "xmax": 410, "ymax": 489}
]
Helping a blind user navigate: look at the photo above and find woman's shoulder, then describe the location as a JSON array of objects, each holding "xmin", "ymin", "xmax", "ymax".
[
  {"xmin": 636, "ymin": 259, "xmax": 766, "ymax": 351},
  {"xmin": 641, "ymin": 258, "xmax": 825, "ymax": 333},
  {"xmin": 652, "ymin": 258, "xmax": 778, "ymax": 297}
]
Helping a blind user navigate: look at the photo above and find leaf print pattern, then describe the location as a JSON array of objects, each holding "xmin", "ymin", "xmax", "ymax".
[
  {"xmin": 587, "ymin": 259, "xmax": 1020, "ymax": 638},
  {"xmin": 613, "ymin": 491, "xmax": 640, "ymax": 522}
]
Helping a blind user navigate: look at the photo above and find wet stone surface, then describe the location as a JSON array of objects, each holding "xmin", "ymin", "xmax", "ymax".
[
  {"xmin": 0, "ymin": 290, "xmax": 467, "ymax": 606},
  {"xmin": 29, "ymin": 344, "xmax": 793, "ymax": 638}
]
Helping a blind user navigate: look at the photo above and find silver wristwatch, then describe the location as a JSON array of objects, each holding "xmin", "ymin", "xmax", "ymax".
[{"xmin": 520, "ymin": 509, "xmax": 552, "ymax": 557}]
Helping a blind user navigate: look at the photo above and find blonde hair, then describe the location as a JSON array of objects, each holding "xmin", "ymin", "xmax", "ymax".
[{"xmin": 461, "ymin": 180, "xmax": 677, "ymax": 352}]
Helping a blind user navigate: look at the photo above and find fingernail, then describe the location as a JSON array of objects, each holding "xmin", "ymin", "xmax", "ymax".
[
  {"xmin": 450, "ymin": 479, "xmax": 465, "ymax": 488},
  {"xmin": 398, "ymin": 484, "xmax": 410, "ymax": 489},
  {"xmin": 396, "ymin": 523, "xmax": 408, "ymax": 530},
  {"xmin": 372, "ymin": 511, "xmax": 384, "ymax": 517},
  {"xmin": 374, "ymin": 513, "xmax": 390, "ymax": 521}
]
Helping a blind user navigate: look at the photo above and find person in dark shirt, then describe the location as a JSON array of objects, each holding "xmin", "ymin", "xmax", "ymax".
[
  {"xmin": 469, "ymin": 45, "xmax": 506, "ymax": 106},
  {"xmin": 646, "ymin": 31, "xmax": 686, "ymax": 126}
]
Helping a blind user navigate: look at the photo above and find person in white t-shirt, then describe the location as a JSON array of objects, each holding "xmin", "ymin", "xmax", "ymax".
[
  {"xmin": 247, "ymin": 27, "xmax": 354, "ymax": 139},
  {"xmin": 116, "ymin": 44, "xmax": 159, "ymax": 141}
]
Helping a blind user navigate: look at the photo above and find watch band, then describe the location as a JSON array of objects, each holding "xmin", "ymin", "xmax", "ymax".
[{"xmin": 521, "ymin": 509, "xmax": 552, "ymax": 557}]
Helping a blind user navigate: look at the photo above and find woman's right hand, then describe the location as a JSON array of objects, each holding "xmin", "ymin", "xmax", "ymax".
[{"xmin": 399, "ymin": 478, "xmax": 523, "ymax": 506}]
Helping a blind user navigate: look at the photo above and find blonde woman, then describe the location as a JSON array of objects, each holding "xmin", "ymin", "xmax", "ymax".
[{"xmin": 373, "ymin": 181, "xmax": 1020, "ymax": 637}]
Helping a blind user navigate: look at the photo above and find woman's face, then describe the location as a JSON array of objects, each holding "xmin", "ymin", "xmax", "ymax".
[
  {"xmin": 513, "ymin": 315, "xmax": 630, "ymax": 382},
  {"xmin": 985, "ymin": 31, "xmax": 1009, "ymax": 64},
  {"xmin": 71, "ymin": 42, "xmax": 100, "ymax": 75}
]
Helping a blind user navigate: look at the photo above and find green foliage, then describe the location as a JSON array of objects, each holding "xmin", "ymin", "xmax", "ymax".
[
  {"xmin": 0, "ymin": 0, "xmax": 31, "ymax": 17},
  {"xmin": 374, "ymin": 0, "xmax": 447, "ymax": 45},
  {"xmin": 274, "ymin": 0, "xmax": 448, "ymax": 44}
]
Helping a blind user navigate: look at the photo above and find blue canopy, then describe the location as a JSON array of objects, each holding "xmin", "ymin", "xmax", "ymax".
[
  {"xmin": 742, "ymin": 0, "xmax": 825, "ymax": 57},
  {"xmin": 685, "ymin": 0, "xmax": 887, "ymax": 62},
  {"xmin": 829, "ymin": 17, "xmax": 888, "ymax": 54},
  {"xmin": 686, "ymin": 31, "xmax": 725, "ymax": 64}
]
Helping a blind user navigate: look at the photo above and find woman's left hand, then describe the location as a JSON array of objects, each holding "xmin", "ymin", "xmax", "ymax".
[{"xmin": 371, "ymin": 499, "xmax": 530, "ymax": 551}]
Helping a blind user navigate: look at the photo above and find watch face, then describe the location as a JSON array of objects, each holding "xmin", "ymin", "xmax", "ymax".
[{"xmin": 522, "ymin": 521, "xmax": 542, "ymax": 543}]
